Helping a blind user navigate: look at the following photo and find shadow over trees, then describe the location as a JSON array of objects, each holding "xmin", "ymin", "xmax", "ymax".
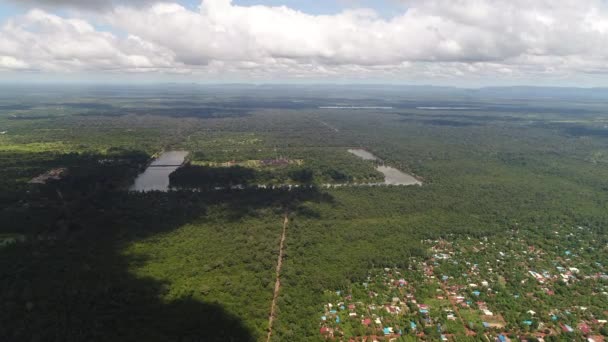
[
  {"xmin": 169, "ymin": 164, "xmax": 258, "ymax": 190},
  {"xmin": 0, "ymin": 150, "xmax": 333, "ymax": 341}
]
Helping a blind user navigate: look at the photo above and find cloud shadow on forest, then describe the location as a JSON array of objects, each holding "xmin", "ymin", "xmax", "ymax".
[{"xmin": 0, "ymin": 150, "xmax": 333, "ymax": 341}]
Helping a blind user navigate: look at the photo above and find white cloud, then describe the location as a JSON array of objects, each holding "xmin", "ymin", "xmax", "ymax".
[
  {"xmin": 2, "ymin": 0, "xmax": 608, "ymax": 83},
  {"xmin": 5, "ymin": 0, "xmax": 163, "ymax": 11},
  {"xmin": 0, "ymin": 56, "xmax": 29, "ymax": 70},
  {"xmin": 0, "ymin": 9, "xmax": 178, "ymax": 72}
]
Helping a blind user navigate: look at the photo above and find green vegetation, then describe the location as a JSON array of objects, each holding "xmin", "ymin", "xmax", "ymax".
[
  {"xmin": 0, "ymin": 85, "xmax": 607, "ymax": 341},
  {"xmin": 170, "ymin": 164, "xmax": 258, "ymax": 189}
]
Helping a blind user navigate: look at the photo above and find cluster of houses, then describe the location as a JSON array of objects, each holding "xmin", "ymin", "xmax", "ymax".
[
  {"xmin": 425, "ymin": 229, "xmax": 608, "ymax": 341},
  {"xmin": 318, "ymin": 268, "xmax": 450, "ymax": 340},
  {"xmin": 319, "ymin": 227, "xmax": 607, "ymax": 341}
]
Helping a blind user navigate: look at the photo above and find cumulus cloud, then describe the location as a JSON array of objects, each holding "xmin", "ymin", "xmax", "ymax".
[
  {"xmin": 2, "ymin": 0, "xmax": 608, "ymax": 82},
  {"xmin": 0, "ymin": 9, "xmax": 177, "ymax": 72},
  {"xmin": 5, "ymin": 0, "xmax": 163, "ymax": 11}
]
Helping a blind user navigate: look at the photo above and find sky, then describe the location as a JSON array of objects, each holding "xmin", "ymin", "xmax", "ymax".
[{"xmin": 1, "ymin": 0, "xmax": 608, "ymax": 86}]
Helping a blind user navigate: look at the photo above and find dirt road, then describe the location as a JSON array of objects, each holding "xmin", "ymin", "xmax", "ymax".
[{"xmin": 266, "ymin": 212, "xmax": 289, "ymax": 342}]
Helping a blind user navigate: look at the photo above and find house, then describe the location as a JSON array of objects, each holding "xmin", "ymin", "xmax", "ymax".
[
  {"xmin": 482, "ymin": 309, "xmax": 493, "ymax": 316},
  {"xmin": 385, "ymin": 305, "xmax": 397, "ymax": 314},
  {"xmin": 361, "ymin": 318, "xmax": 372, "ymax": 326},
  {"xmin": 383, "ymin": 327, "xmax": 393, "ymax": 335},
  {"xmin": 497, "ymin": 334, "xmax": 508, "ymax": 342},
  {"xmin": 579, "ymin": 323, "xmax": 591, "ymax": 335},
  {"xmin": 527, "ymin": 310, "xmax": 536, "ymax": 316},
  {"xmin": 561, "ymin": 323, "xmax": 574, "ymax": 333}
]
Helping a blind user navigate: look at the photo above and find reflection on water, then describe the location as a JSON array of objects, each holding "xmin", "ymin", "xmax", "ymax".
[
  {"xmin": 377, "ymin": 165, "xmax": 421, "ymax": 186},
  {"xmin": 149, "ymin": 151, "xmax": 189, "ymax": 166},
  {"xmin": 348, "ymin": 149, "xmax": 421, "ymax": 186},
  {"xmin": 130, "ymin": 151, "xmax": 188, "ymax": 192}
]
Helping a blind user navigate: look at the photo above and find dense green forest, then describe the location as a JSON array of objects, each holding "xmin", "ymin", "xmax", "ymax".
[{"xmin": 0, "ymin": 85, "xmax": 607, "ymax": 341}]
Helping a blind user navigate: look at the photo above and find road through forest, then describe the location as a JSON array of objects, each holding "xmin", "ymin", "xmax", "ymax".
[{"xmin": 266, "ymin": 212, "xmax": 289, "ymax": 342}]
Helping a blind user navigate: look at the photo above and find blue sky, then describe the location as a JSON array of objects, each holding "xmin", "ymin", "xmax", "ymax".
[
  {"xmin": 229, "ymin": 0, "xmax": 405, "ymax": 16},
  {"xmin": 0, "ymin": 2, "xmax": 22, "ymax": 21},
  {"xmin": 0, "ymin": 0, "xmax": 406, "ymax": 18}
]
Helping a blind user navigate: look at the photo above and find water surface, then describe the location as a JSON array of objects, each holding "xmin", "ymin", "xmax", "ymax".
[
  {"xmin": 377, "ymin": 165, "xmax": 421, "ymax": 185},
  {"xmin": 150, "ymin": 151, "xmax": 189, "ymax": 166},
  {"xmin": 347, "ymin": 149, "xmax": 378, "ymax": 161},
  {"xmin": 348, "ymin": 149, "xmax": 421, "ymax": 186},
  {"xmin": 130, "ymin": 151, "xmax": 188, "ymax": 192}
]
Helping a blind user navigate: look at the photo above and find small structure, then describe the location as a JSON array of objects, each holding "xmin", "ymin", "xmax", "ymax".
[
  {"xmin": 561, "ymin": 323, "xmax": 574, "ymax": 333},
  {"xmin": 579, "ymin": 323, "xmax": 591, "ymax": 335},
  {"xmin": 29, "ymin": 168, "xmax": 67, "ymax": 184}
]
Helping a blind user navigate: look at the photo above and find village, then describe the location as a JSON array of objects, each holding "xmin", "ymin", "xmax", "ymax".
[{"xmin": 318, "ymin": 225, "xmax": 608, "ymax": 341}]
